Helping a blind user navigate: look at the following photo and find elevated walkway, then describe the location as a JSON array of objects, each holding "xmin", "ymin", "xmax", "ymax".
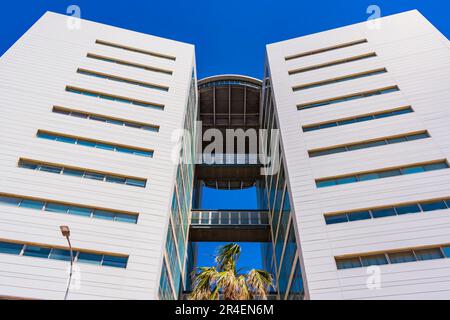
[{"xmin": 189, "ymin": 210, "xmax": 270, "ymax": 242}]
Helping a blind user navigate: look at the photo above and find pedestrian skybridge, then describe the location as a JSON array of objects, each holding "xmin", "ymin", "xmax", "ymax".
[{"xmin": 189, "ymin": 210, "xmax": 270, "ymax": 242}]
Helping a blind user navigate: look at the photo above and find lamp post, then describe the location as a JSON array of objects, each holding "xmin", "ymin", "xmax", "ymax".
[{"xmin": 60, "ymin": 225, "xmax": 73, "ymax": 300}]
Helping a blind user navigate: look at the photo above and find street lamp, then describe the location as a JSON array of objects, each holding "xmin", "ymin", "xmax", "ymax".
[{"xmin": 60, "ymin": 225, "xmax": 74, "ymax": 300}]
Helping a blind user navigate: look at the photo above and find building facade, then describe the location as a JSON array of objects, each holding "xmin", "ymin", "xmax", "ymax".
[
  {"xmin": 0, "ymin": 12, "xmax": 196, "ymax": 299},
  {"xmin": 1, "ymin": 9, "xmax": 450, "ymax": 300},
  {"xmin": 265, "ymin": 10, "xmax": 450, "ymax": 299}
]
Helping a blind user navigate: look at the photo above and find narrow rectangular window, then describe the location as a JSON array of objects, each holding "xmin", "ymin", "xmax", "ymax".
[
  {"xmin": 302, "ymin": 106, "xmax": 414, "ymax": 132},
  {"xmin": 298, "ymin": 86, "xmax": 399, "ymax": 111},
  {"xmin": 0, "ymin": 239, "xmax": 128, "ymax": 268},
  {"xmin": 19, "ymin": 159, "xmax": 147, "ymax": 188},
  {"xmin": 309, "ymin": 131, "xmax": 429, "ymax": 158},
  {"xmin": 289, "ymin": 52, "xmax": 377, "ymax": 75},
  {"xmin": 293, "ymin": 68, "xmax": 387, "ymax": 91},
  {"xmin": 95, "ymin": 39, "xmax": 176, "ymax": 61},
  {"xmin": 66, "ymin": 86, "xmax": 164, "ymax": 110},
  {"xmin": 37, "ymin": 131, "xmax": 154, "ymax": 158},
  {"xmin": 285, "ymin": 39, "xmax": 368, "ymax": 61},
  {"xmin": 316, "ymin": 161, "xmax": 449, "ymax": 188},
  {"xmin": 87, "ymin": 53, "xmax": 173, "ymax": 75},
  {"xmin": 77, "ymin": 69, "xmax": 169, "ymax": 92}
]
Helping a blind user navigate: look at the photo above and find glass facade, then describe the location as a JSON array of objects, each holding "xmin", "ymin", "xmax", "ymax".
[
  {"xmin": 260, "ymin": 66, "xmax": 305, "ymax": 300},
  {"xmin": 159, "ymin": 69, "xmax": 197, "ymax": 299}
]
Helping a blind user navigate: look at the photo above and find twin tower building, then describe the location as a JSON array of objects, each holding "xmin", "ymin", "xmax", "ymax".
[{"xmin": 1, "ymin": 10, "xmax": 450, "ymax": 300}]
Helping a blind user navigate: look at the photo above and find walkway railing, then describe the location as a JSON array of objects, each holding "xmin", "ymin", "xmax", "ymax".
[{"xmin": 191, "ymin": 210, "xmax": 269, "ymax": 226}]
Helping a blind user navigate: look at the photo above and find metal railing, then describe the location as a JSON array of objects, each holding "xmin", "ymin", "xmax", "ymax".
[{"xmin": 191, "ymin": 210, "xmax": 269, "ymax": 226}]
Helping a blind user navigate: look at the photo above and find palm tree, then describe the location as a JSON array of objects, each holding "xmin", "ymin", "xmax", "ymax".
[{"xmin": 189, "ymin": 243, "xmax": 273, "ymax": 300}]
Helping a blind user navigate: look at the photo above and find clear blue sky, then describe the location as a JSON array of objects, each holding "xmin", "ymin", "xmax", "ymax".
[
  {"xmin": 1, "ymin": 1, "xmax": 448, "ymax": 80},
  {"xmin": 2, "ymin": 0, "xmax": 447, "ymax": 276}
]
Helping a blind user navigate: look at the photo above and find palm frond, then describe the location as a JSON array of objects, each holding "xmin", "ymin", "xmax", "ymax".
[
  {"xmin": 190, "ymin": 244, "xmax": 272, "ymax": 301},
  {"xmin": 246, "ymin": 269, "xmax": 273, "ymax": 300},
  {"xmin": 215, "ymin": 243, "xmax": 241, "ymax": 272},
  {"xmin": 189, "ymin": 266, "xmax": 218, "ymax": 300}
]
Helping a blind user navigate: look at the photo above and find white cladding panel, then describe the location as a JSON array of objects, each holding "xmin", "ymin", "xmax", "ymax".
[
  {"xmin": 267, "ymin": 10, "xmax": 450, "ymax": 299},
  {"xmin": 0, "ymin": 12, "xmax": 195, "ymax": 299}
]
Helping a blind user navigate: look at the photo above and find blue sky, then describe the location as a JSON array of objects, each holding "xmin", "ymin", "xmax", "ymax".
[
  {"xmin": 1, "ymin": 1, "xmax": 448, "ymax": 80},
  {"xmin": 2, "ymin": 0, "xmax": 447, "ymax": 274}
]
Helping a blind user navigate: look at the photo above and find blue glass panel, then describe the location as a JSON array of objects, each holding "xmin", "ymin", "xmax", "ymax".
[
  {"xmin": 95, "ymin": 143, "xmax": 115, "ymax": 151},
  {"xmin": 336, "ymin": 257, "xmax": 362, "ymax": 269},
  {"xmin": 358, "ymin": 173, "xmax": 379, "ymax": 181},
  {"xmin": 371, "ymin": 207, "xmax": 396, "ymax": 218},
  {"xmin": 338, "ymin": 118, "xmax": 356, "ymax": 125},
  {"xmin": 415, "ymin": 248, "xmax": 444, "ymax": 261},
  {"xmin": 77, "ymin": 252, "xmax": 102, "ymax": 265},
  {"xmin": 378, "ymin": 170, "xmax": 401, "ymax": 178},
  {"xmin": 84, "ymin": 172, "xmax": 105, "ymax": 181},
  {"xmin": 71, "ymin": 112, "xmax": 88, "ymax": 118},
  {"xmin": 442, "ymin": 246, "xmax": 450, "ymax": 258},
  {"xmin": 125, "ymin": 122, "xmax": 141, "ymax": 129},
  {"xmin": 19, "ymin": 162, "xmax": 38, "ymax": 170},
  {"xmin": 374, "ymin": 112, "xmax": 393, "ymax": 119},
  {"xmin": 395, "ymin": 204, "xmax": 421, "ymax": 215},
  {"xmin": 90, "ymin": 116, "xmax": 107, "ymax": 122},
  {"xmin": 387, "ymin": 137, "xmax": 407, "ymax": 144},
  {"xmin": 77, "ymin": 140, "xmax": 96, "ymax": 147},
  {"xmin": 336, "ymin": 176, "xmax": 357, "ymax": 185},
  {"xmin": 126, "ymin": 179, "xmax": 146, "ymax": 188},
  {"xmin": 56, "ymin": 136, "xmax": 77, "ymax": 144},
  {"xmin": 115, "ymin": 147, "xmax": 134, "ymax": 154},
  {"xmin": 402, "ymin": 166, "xmax": 425, "ymax": 175},
  {"xmin": 62, "ymin": 168, "xmax": 84, "ymax": 177},
  {"xmin": 316, "ymin": 180, "xmax": 336, "ymax": 188},
  {"xmin": 392, "ymin": 108, "xmax": 413, "ymax": 115},
  {"xmin": 133, "ymin": 150, "xmax": 153, "ymax": 157},
  {"xmin": 19, "ymin": 199, "xmax": 45, "ymax": 210},
  {"xmin": 45, "ymin": 203, "xmax": 69, "ymax": 214},
  {"xmin": 93, "ymin": 210, "xmax": 115, "ymax": 221},
  {"xmin": 23, "ymin": 245, "xmax": 51, "ymax": 258},
  {"xmin": 142, "ymin": 125, "xmax": 158, "ymax": 132},
  {"xmin": 68, "ymin": 206, "xmax": 92, "ymax": 217},
  {"xmin": 0, "ymin": 196, "xmax": 21, "ymax": 206},
  {"xmin": 325, "ymin": 214, "xmax": 348, "ymax": 225},
  {"xmin": 388, "ymin": 251, "xmax": 416, "ymax": 264},
  {"xmin": 355, "ymin": 116, "xmax": 373, "ymax": 122},
  {"xmin": 105, "ymin": 176, "xmax": 126, "ymax": 184},
  {"xmin": 106, "ymin": 119, "xmax": 123, "ymax": 125},
  {"xmin": 0, "ymin": 242, "xmax": 23, "ymax": 255},
  {"xmin": 49, "ymin": 249, "xmax": 73, "ymax": 261},
  {"xmin": 365, "ymin": 140, "xmax": 387, "ymax": 148},
  {"xmin": 420, "ymin": 201, "xmax": 447, "ymax": 212},
  {"xmin": 320, "ymin": 122, "xmax": 337, "ymax": 129},
  {"xmin": 53, "ymin": 108, "xmax": 70, "ymax": 115},
  {"xmin": 348, "ymin": 211, "xmax": 371, "ymax": 221},
  {"xmin": 406, "ymin": 133, "xmax": 429, "ymax": 141},
  {"xmin": 303, "ymin": 126, "xmax": 316, "ymax": 132},
  {"xmin": 39, "ymin": 165, "xmax": 62, "ymax": 174},
  {"xmin": 102, "ymin": 255, "xmax": 128, "ymax": 268},
  {"xmin": 115, "ymin": 214, "xmax": 138, "ymax": 224},
  {"xmin": 424, "ymin": 163, "xmax": 448, "ymax": 171},
  {"xmin": 37, "ymin": 133, "xmax": 57, "ymax": 140},
  {"xmin": 361, "ymin": 254, "xmax": 388, "ymax": 266}
]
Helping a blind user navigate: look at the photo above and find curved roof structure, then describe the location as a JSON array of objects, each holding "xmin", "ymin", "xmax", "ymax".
[
  {"xmin": 197, "ymin": 74, "xmax": 263, "ymax": 190},
  {"xmin": 198, "ymin": 74, "xmax": 262, "ymax": 135},
  {"xmin": 198, "ymin": 74, "xmax": 262, "ymax": 88}
]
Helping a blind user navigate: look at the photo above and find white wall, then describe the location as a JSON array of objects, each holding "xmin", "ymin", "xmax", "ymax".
[
  {"xmin": 267, "ymin": 10, "xmax": 450, "ymax": 299},
  {"xmin": 0, "ymin": 12, "xmax": 195, "ymax": 299}
]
